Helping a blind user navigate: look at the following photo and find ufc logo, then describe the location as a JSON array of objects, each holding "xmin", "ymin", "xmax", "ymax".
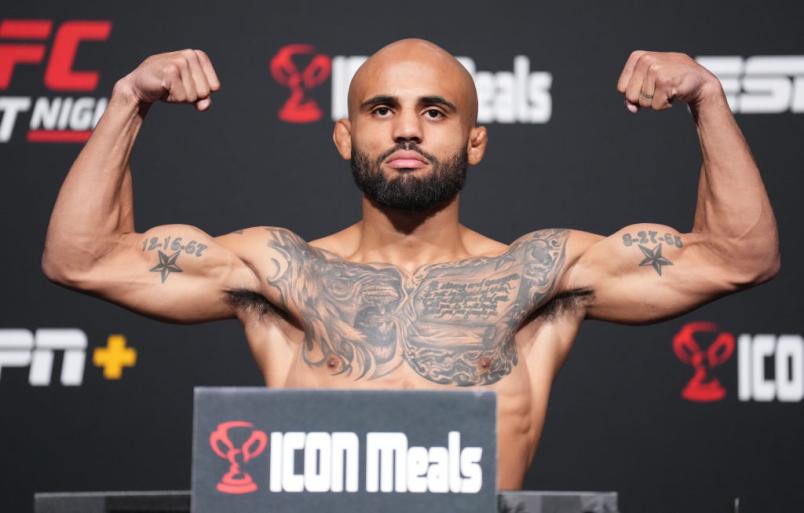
[
  {"xmin": 696, "ymin": 55, "xmax": 804, "ymax": 113},
  {"xmin": 0, "ymin": 329, "xmax": 87, "ymax": 386},
  {"xmin": 0, "ymin": 19, "xmax": 112, "ymax": 91}
]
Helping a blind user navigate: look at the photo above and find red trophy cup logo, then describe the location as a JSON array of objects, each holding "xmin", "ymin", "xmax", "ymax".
[
  {"xmin": 209, "ymin": 420, "xmax": 268, "ymax": 494},
  {"xmin": 270, "ymin": 44, "xmax": 331, "ymax": 123},
  {"xmin": 673, "ymin": 321, "xmax": 735, "ymax": 402}
]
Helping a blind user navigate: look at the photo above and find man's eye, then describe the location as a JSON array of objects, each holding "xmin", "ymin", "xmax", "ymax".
[
  {"xmin": 374, "ymin": 107, "xmax": 391, "ymax": 117},
  {"xmin": 425, "ymin": 109, "xmax": 443, "ymax": 119}
]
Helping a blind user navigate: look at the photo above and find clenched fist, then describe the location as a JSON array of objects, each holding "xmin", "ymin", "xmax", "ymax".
[
  {"xmin": 616, "ymin": 51, "xmax": 722, "ymax": 113},
  {"xmin": 117, "ymin": 49, "xmax": 221, "ymax": 111}
]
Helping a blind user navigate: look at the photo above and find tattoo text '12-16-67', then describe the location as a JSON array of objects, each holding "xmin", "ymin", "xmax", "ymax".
[{"xmin": 142, "ymin": 235, "xmax": 208, "ymax": 283}]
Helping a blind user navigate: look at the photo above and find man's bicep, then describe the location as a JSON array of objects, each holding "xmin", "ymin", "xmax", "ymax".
[
  {"xmin": 76, "ymin": 225, "xmax": 258, "ymax": 323},
  {"xmin": 566, "ymin": 224, "xmax": 737, "ymax": 324}
]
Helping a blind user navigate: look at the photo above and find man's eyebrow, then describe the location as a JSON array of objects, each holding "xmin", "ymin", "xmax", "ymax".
[
  {"xmin": 360, "ymin": 95, "xmax": 399, "ymax": 110},
  {"xmin": 418, "ymin": 96, "xmax": 457, "ymax": 112}
]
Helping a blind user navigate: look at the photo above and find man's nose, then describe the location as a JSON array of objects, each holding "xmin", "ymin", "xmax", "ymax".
[{"xmin": 391, "ymin": 109, "xmax": 423, "ymax": 144}]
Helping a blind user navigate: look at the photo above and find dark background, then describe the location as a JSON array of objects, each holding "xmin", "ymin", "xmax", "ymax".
[{"xmin": 1, "ymin": 1, "xmax": 801, "ymax": 512}]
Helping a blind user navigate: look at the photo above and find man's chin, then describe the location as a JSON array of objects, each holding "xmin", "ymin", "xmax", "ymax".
[
  {"xmin": 372, "ymin": 202, "xmax": 443, "ymax": 213},
  {"xmin": 383, "ymin": 163, "xmax": 432, "ymax": 174},
  {"xmin": 368, "ymin": 192, "xmax": 459, "ymax": 213}
]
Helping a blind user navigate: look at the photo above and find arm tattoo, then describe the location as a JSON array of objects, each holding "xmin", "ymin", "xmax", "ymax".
[
  {"xmin": 141, "ymin": 234, "xmax": 208, "ymax": 283},
  {"xmin": 149, "ymin": 250, "xmax": 183, "ymax": 283},
  {"xmin": 621, "ymin": 230, "xmax": 682, "ymax": 276},
  {"xmin": 262, "ymin": 227, "xmax": 569, "ymax": 386}
]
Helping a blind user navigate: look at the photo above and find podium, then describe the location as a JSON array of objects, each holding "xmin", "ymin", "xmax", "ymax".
[
  {"xmin": 34, "ymin": 389, "xmax": 619, "ymax": 513},
  {"xmin": 34, "ymin": 490, "xmax": 620, "ymax": 513}
]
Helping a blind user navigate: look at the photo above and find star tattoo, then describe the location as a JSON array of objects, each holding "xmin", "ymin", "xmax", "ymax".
[
  {"xmin": 150, "ymin": 250, "xmax": 183, "ymax": 283},
  {"xmin": 637, "ymin": 243, "xmax": 673, "ymax": 276}
]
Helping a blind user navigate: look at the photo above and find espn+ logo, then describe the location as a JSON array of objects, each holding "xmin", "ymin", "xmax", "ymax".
[
  {"xmin": 0, "ymin": 328, "xmax": 136, "ymax": 385},
  {"xmin": 0, "ymin": 328, "xmax": 86, "ymax": 385},
  {"xmin": 696, "ymin": 55, "xmax": 804, "ymax": 113},
  {"xmin": 210, "ymin": 421, "xmax": 483, "ymax": 495},
  {"xmin": 0, "ymin": 19, "xmax": 112, "ymax": 143}
]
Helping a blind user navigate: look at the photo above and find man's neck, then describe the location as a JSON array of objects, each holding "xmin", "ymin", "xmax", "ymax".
[{"xmin": 353, "ymin": 196, "xmax": 468, "ymax": 273}]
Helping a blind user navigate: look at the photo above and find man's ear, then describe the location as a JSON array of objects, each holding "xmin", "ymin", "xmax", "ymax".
[
  {"xmin": 333, "ymin": 119, "xmax": 352, "ymax": 160},
  {"xmin": 467, "ymin": 125, "xmax": 488, "ymax": 166}
]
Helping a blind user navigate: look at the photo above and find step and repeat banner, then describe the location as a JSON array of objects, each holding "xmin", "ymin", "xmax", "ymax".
[{"xmin": 1, "ymin": 2, "xmax": 802, "ymax": 513}]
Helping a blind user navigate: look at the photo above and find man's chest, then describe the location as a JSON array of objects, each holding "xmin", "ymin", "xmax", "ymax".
[{"xmin": 254, "ymin": 228, "xmax": 570, "ymax": 386}]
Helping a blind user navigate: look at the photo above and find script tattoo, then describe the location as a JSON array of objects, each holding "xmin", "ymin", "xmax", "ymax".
[
  {"xmin": 261, "ymin": 227, "xmax": 569, "ymax": 386},
  {"xmin": 418, "ymin": 274, "xmax": 520, "ymax": 319}
]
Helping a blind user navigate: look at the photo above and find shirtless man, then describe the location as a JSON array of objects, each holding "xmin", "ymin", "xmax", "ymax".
[{"xmin": 42, "ymin": 39, "xmax": 779, "ymax": 490}]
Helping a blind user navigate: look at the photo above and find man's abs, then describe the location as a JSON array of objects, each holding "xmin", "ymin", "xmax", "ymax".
[{"xmin": 224, "ymin": 226, "xmax": 587, "ymax": 487}]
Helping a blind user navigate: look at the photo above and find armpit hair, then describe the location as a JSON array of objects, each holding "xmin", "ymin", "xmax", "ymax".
[
  {"xmin": 225, "ymin": 288, "xmax": 275, "ymax": 317},
  {"xmin": 532, "ymin": 287, "xmax": 595, "ymax": 321}
]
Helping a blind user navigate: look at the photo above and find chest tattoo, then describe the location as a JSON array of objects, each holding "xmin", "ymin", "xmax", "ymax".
[{"xmin": 262, "ymin": 228, "xmax": 569, "ymax": 386}]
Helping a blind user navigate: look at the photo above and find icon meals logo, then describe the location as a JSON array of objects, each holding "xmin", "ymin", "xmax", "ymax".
[
  {"xmin": 210, "ymin": 421, "xmax": 268, "ymax": 494},
  {"xmin": 269, "ymin": 44, "xmax": 553, "ymax": 125},
  {"xmin": 673, "ymin": 321, "xmax": 734, "ymax": 402},
  {"xmin": 208, "ymin": 422, "xmax": 483, "ymax": 495},
  {"xmin": 270, "ymin": 44, "xmax": 331, "ymax": 123},
  {"xmin": 672, "ymin": 322, "xmax": 804, "ymax": 403}
]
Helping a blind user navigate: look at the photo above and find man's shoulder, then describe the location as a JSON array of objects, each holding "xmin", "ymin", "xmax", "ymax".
[
  {"xmin": 509, "ymin": 228, "xmax": 602, "ymax": 293},
  {"xmin": 214, "ymin": 225, "xmax": 310, "ymax": 258},
  {"xmin": 216, "ymin": 225, "xmax": 300, "ymax": 242},
  {"xmin": 220, "ymin": 225, "xmax": 362, "ymax": 266},
  {"xmin": 511, "ymin": 228, "xmax": 604, "ymax": 261},
  {"xmin": 509, "ymin": 228, "xmax": 572, "ymax": 254},
  {"xmin": 507, "ymin": 229, "xmax": 597, "ymax": 317},
  {"xmin": 308, "ymin": 224, "xmax": 360, "ymax": 257}
]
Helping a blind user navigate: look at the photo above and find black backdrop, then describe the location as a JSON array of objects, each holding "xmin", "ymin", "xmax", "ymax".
[{"xmin": 1, "ymin": 1, "xmax": 802, "ymax": 512}]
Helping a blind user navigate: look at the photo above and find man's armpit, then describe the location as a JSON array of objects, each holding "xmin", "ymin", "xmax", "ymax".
[
  {"xmin": 225, "ymin": 288, "xmax": 275, "ymax": 317},
  {"xmin": 533, "ymin": 288, "xmax": 595, "ymax": 320}
]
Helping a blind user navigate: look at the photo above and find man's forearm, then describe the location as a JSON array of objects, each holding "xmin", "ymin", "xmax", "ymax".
[
  {"xmin": 43, "ymin": 80, "xmax": 145, "ymax": 278},
  {"xmin": 691, "ymin": 81, "xmax": 780, "ymax": 280}
]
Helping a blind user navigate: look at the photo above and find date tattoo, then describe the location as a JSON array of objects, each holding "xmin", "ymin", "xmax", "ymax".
[
  {"xmin": 141, "ymin": 235, "xmax": 208, "ymax": 256},
  {"xmin": 142, "ymin": 234, "xmax": 208, "ymax": 283},
  {"xmin": 259, "ymin": 228, "xmax": 569, "ymax": 386},
  {"xmin": 621, "ymin": 230, "xmax": 682, "ymax": 276}
]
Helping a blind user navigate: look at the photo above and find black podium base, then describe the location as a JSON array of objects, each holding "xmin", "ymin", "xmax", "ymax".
[
  {"xmin": 34, "ymin": 490, "xmax": 619, "ymax": 513},
  {"xmin": 498, "ymin": 491, "xmax": 618, "ymax": 513}
]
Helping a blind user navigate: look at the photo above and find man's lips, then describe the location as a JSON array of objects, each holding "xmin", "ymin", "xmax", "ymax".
[{"xmin": 385, "ymin": 150, "xmax": 430, "ymax": 169}]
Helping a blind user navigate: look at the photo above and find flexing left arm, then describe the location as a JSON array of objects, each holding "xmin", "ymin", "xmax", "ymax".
[{"xmin": 563, "ymin": 51, "xmax": 780, "ymax": 324}]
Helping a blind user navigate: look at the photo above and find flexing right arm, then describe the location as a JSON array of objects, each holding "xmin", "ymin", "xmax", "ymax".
[{"xmin": 42, "ymin": 49, "xmax": 260, "ymax": 323}]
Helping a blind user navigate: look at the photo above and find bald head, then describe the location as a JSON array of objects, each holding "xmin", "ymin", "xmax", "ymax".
[
  {"xmin": 347, "ymin": 38, "xmax": 478, "ymax": 125},
  {"xmin": 332, "ymin": 38, "xmax": 489, "ymax": 196}
]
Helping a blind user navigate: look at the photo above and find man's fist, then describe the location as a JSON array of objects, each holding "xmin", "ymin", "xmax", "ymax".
[
  {"xmin": 118, "ymin": 49, "xmax": 221, "ymax": 111},
  {"xmin": 616, "ymin": 51, "xmax": 722, "ymax": 113}
]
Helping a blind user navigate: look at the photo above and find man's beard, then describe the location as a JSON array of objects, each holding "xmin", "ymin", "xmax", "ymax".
[{"xmin": 350, "ymin": 142, "xmax": 468, "ymax": 211}]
